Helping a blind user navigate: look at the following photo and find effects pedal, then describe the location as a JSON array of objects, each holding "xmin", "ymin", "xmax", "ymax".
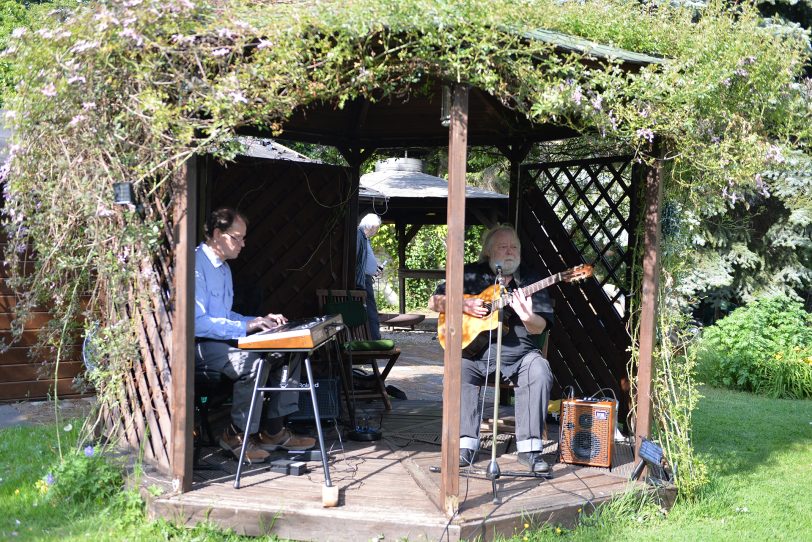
[{"xmin": 269, "ymin": 458, "xmax": 308, "ymax": 476}]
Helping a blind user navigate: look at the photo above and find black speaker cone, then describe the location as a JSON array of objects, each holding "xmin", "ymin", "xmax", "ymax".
[
  {"xmin": 571, "ymin": 431, "xmax": 600, "ymax": 459},
  {"xmin": 578, "ymin": 412, "xmax": 593, "ymax": 429}
]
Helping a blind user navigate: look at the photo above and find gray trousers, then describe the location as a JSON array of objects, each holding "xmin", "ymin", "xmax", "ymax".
[
  {"xmin": 195, "ymin": 340, "xmax": 301, "ymax": 434},
  {"xmin": 460, "ymin": 350, "xmax": 553, "ymax": 453}
]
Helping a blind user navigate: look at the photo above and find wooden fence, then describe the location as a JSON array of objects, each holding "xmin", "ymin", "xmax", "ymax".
[{"xmin": 0, "ymin": 229, "xmax": 84, "ymax": 402}]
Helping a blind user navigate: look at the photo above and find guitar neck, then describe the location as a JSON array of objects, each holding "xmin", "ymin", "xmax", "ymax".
[
  {"xmin": 494, "ymin": 273, "xmax": 562, "ymax": 310},
  {"xmin": 521, "ymin": 273, "xmax": 561, "ymax": 297}
]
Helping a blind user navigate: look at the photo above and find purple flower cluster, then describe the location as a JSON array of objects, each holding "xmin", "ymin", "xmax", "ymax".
[
  {"xmin": 636, "ymin": 128, "xmax": 655, "ymax": 143},
  {"xmin": 722, "ymin": 180, "xmax": 739, "ymax": 205},
  {"xmin": 765, "ymin": 145, "xmax": 785, "ymax": 164},
  {"xmin": 754, "ymin": 174, "xmax": 770, "ymax": 198},
  {"xmin": 571, "ymin": 85, "xmax": 583, "ymax": 105},
  {"xmin": 591, "ymin": 94, "xmax": 603, "ymax": 112}
]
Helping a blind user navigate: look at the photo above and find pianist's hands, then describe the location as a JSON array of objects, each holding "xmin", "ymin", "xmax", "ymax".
[
  {"xmin": 263, "ymin": 313, "xmax": 288, "ymax": 326},
  {"xmin": 246, "ymin": 313, "xmax": 287, "ymax": 334}
]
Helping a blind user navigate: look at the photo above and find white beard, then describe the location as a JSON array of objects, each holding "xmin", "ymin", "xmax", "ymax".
[{"xmin": 490, "ymin": 258, "xmax": 519, "ymax": 276}]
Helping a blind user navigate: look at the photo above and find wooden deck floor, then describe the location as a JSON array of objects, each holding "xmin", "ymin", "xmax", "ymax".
[{"xmin": 151, "ymin": 399, "xmax": 665, "ymax": 541}]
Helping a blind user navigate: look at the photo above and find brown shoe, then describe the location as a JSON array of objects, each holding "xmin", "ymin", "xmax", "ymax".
[
  {"xmin": 256, "ymin": 428, "xmax": 316, "ymax": 451},
  {"xmin": 219, "ymin": 426, "xmax": 270, "ymax": 464}
]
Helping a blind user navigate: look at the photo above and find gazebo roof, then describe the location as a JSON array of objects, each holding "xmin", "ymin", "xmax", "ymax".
[
  {"xmin": 359, "ymin": 158, "xmax": 507, "ymax": 225},
  {"xmin": 361, "ymin": 159, "xmax": 507, "ymax": 200},
  {"xmin": 520, "ymin": 28, "xmax": 665, "ymax": 67},
  {"xmin": 240, "ymin": 27, "xmax": 665, "ymax": 150},
  {"xmin": 237, "ymin": 137, "xmax": 316, "ymax": 163}
]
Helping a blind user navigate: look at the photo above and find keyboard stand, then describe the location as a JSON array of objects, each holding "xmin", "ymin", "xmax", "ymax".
[{"xmin": 233, "ymin": 335, "xmax": 342, "ymax": 494}]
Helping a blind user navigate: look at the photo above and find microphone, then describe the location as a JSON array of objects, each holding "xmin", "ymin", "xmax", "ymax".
[{"xmin": 494, "ymin": 261, "xmax": 503, "ymax": 275}]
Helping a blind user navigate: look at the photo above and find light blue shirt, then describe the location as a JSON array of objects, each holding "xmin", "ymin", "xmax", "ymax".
[{"xmin": 194, "ymin": 243, "xmax": 253, "ymax": 340}]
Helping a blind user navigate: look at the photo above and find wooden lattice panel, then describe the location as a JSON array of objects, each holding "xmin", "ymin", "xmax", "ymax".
[
  {"xmin": 526, "ymin": 157, "xmax": 635, "ymax": 320},
  {"xmin": 103, "ymin": 198, "xmax": 175, "ymax": 473},
  {"xmin": 520, "ymin": 156, "xmax": 635, "ymax": 419}
]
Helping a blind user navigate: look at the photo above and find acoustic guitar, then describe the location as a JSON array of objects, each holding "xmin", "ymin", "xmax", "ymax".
[{"xmin": 437, "ymin": 264, "xmax": 593, "ymax": 355}]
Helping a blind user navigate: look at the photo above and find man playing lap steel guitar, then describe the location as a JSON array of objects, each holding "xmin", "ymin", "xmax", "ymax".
[{"xmin": 429, "ymin": 224, "xmax": 557, "ymax": 473}]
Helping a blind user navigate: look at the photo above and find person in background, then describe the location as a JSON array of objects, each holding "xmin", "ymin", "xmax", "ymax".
[
  {"xmin": 428, "ymin": 224, "xmax": 554, "ymax": 472},
  {"xmin": 356, "ymin": 213, "xmax": 383, "ymax": 340},
  {"xmin": 195, "ymin": 207, "xmax": 315, "ymax": 464}
]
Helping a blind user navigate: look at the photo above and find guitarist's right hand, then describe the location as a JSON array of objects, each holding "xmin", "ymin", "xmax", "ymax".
[{"xmin": 464, "ymin": 297, "xmax": 489, "ymax": 318}]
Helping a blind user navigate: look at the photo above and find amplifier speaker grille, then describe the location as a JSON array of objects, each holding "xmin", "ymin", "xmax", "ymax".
[{"xmin": 559, "ymin": 398, "xmax": 616, "ymax": 468}]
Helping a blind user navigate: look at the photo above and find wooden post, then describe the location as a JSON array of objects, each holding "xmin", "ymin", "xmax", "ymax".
[
  {"xmin": 338, "ymin": 147, "xmax": 373, "ymax": 290},
  {"xmin": 501, "ymin": 140, "xmax": 532, "ymax": 227},
  {"xmin": 346, "ymin": 161, "xmax": 361, "ymax": 290},
  {"xmin": 170, "ymin": 159, "xmax": 197, "ymax": 492},
  {"xmin": 635, "ymin": 144, "xmax": 663, "ymax": 459},
  {"xmin": 440, "ymin": 84, "xmax": 469, "ymax": 517},
  {"xmin": 397, "ymin": 222, "xmax": 406, "ymax": 314}
]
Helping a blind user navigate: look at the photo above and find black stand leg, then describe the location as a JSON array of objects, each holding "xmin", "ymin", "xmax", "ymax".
[
  {"xmin": 303, "ymin": 354, "xmax": 332, "ymax": 488},
  {"xmin": 234, "ymin": 356, "xmax": 265, "ymax": 489},
  {"xmin": 233, "ymin": 342, "xmax": 336, "ymax": 492},
  {"xmin": 487, "ymin": 286, "xmax": 506, "ymax": 504}
]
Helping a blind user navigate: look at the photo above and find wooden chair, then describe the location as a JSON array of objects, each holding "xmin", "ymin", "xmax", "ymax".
[{"xmin": 316, "ymin": 289, "xmax": 401, "ymax": 411}]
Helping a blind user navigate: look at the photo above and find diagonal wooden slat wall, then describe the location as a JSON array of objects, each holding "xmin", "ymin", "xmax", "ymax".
[
  {"xmin": 209, "ymin": 158, "xmax": 353, "ymax": 319},
  {"xmin": 519, "ymin": 157, "xmax": 635, "ymax": 420},
  {"xmin": 102, "ymin": 197, "xmax": 176, "ymax": 473}
]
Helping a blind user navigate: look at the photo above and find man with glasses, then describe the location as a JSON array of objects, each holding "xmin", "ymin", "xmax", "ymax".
[{"xmin": 195, "ymin": 207, "xmax": 315, "ymax": 463}]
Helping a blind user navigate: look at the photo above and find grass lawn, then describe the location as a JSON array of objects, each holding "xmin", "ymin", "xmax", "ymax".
[
  {"xmin": 510, "ymin": 386, "xmax": 812, "ymax": 541},
  {"xmin": 0, "ymin": 422, "xmax": 278, "ymax": 541},
  {"xmin": 2, "ymin": 386, "xmax": 810, "ymax": 541}
]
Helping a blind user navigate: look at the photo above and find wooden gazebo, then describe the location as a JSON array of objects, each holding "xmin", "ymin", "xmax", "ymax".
[{"xmin": 94, "ymin": 27, "xmax": 667, "ymax": 539}]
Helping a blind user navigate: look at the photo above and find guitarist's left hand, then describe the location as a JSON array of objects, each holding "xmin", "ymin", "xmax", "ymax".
[{"xmin": 509, "ymin": 291, "xmax": 547, "ymax": 334}]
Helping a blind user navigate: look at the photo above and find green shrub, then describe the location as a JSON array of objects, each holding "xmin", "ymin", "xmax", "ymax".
[
  {"xmin": 41, "ymin": 445, "xmax": 124, "ymax": 507},
  {"xmin": 696, "ymin": 295, "xmax": 812, "ymax": 398}
]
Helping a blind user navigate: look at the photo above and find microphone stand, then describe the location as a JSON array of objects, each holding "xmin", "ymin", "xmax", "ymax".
[
  {"xmin": 484, "ymin": 267, "xmax": 552, "ymax": 504},
  {"xmin": 486, "ymin": 269, "xmax": 506, "ymax": 502}
]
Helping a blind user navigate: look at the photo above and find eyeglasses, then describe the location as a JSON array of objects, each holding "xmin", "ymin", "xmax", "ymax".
[{"xmin": 223, "ymin": 231, "xmax": 246, "ymax": 245}]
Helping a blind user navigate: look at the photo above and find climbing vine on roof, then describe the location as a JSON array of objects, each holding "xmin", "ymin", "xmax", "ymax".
[{"xmin": 0, "ymin": 0, "xmax": 809, "ymax": 496}]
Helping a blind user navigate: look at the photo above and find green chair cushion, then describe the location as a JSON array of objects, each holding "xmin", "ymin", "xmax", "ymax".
[{"xmin": 345, "ymin": 339, "xmax": 395, "ymax": 351}]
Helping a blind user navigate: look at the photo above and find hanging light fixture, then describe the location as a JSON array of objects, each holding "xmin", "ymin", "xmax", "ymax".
[{"xmin": 440, "ymin": 84, "xmax": 451, "ymax": 128}]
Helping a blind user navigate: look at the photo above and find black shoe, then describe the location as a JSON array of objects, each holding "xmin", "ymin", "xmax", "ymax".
[
  {"xmin": 459, "ymin": 448, "xmax": 477, "ymax": 467},
  {"xmin": 517, "ymin": 451, "xmax": 550, "ymax": 473}
]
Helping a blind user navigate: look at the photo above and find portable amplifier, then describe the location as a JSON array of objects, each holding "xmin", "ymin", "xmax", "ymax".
[
  {"xmin": 559, "ymin": 398, "xmax": 616, "ymax": 468},
  {"xmin": 288, "ymin": 379, "xmax": 340, "ymax": 421}
]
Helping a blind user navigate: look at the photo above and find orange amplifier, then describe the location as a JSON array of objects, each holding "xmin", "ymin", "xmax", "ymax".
[
  {"xmin": 237, "ymin": 314, "xmax": 343, "ymax": 350},
  {"xmin": 559, "ymin": 398, "xmax": 616, "ymax": 468}
]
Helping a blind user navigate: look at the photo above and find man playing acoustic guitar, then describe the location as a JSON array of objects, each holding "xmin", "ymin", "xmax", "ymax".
[{"xmin": 428, "ymin": 225, "xmax": 555, "ymax": 473}]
